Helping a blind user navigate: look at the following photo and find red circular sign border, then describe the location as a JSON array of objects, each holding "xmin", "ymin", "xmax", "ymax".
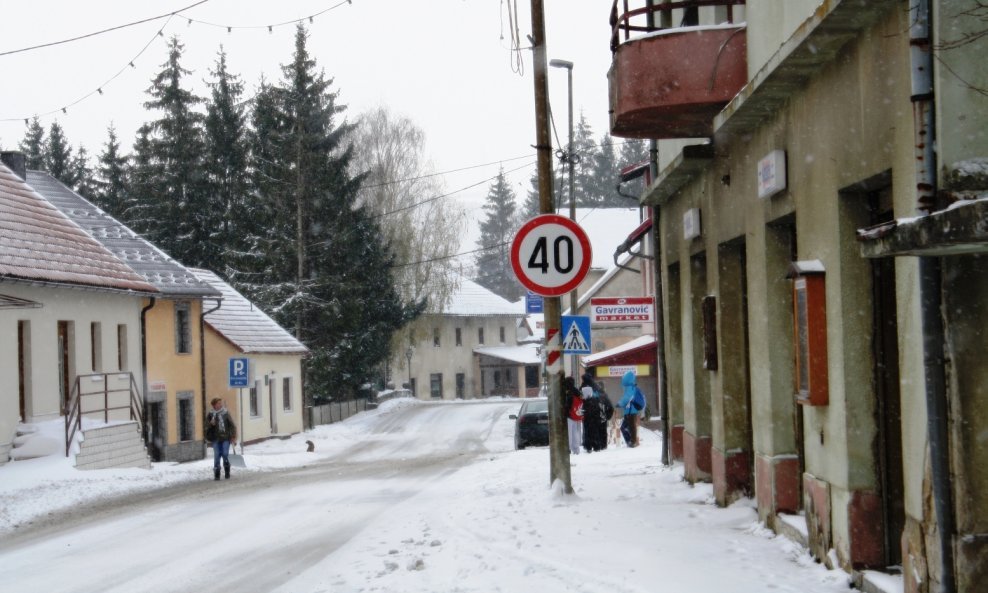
[{"xmin": 510, "ymin": 214, "xmax": 593, "ymax": 297}]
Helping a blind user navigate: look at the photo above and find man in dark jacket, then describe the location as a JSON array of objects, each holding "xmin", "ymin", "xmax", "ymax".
[
  {"xmin": 580, "ymin": 372, "xmax": 613, "ymax": 452},
  {"xmin": 206, "ymin": 397, "xmax": 237, "ymax": 480}
]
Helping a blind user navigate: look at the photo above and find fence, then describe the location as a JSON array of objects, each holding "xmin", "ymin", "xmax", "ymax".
[{"xmin": 307, "ymin": 399, "xmax": 369, "ymax": 428}]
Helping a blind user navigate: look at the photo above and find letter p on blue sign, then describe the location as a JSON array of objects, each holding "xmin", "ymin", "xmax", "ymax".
[{"xmin": 229, "ymin": 357, "xmax": 250, "ymax": 388}]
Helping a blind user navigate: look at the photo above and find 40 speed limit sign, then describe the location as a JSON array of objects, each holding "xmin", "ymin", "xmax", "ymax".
[{"xmin": 511, "ymin": 214, "xmax": 592, "ymax": 297}]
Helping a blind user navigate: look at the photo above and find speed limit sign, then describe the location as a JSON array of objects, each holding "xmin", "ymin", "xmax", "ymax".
[{"xmin": 511, "ymin": 214, "xmax": 592, "ymax": 297}]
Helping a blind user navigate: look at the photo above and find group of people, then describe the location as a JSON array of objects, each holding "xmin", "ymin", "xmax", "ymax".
[{"xmin": 563, "ymin": 370, "xmax": 645, "ymax": 454}]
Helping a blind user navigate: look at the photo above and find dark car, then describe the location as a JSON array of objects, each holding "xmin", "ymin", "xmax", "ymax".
[{"xmin": 510, "ymin": 398, "xmax": 549, "ymax": 449}]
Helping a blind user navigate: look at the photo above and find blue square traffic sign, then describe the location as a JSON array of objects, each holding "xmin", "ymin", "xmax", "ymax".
[{"xmin": 561, "ymin": 315, "xmax": 592, "ymax": 354}]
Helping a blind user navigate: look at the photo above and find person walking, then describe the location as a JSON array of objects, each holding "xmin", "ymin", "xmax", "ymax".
[
  {"xmin": 563, "ymin": 376, "xmax": 584, "ymax": 455},
  {"xmin": 206, "ymin": 397, "xmax": 237, "ymax": 480},
  {"xmin": 616, "ymin": 371, "xmax": 645, "ymax": 447},
  {"xmin": 580, "ymin": 372, "xmax": 613, "ymax": 452}
]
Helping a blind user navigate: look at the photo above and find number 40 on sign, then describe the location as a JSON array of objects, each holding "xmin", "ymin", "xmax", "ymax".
[{"xmin": 510, "ymin": 214, "xmax": 593, "ymax": 297}]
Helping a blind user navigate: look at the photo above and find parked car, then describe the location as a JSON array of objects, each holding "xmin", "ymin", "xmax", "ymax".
[{"xmin": 510, "ymin": 398, "xmax": 549, "ymax": 449}]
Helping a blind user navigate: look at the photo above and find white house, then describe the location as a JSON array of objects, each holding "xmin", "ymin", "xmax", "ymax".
[
  {"xmin": 0, "ymin": 154, "xmax": 156, "ymax": 463},
  {"xmin": 191, "ymin": 268, "xmax": 308, "ymax": 444}
]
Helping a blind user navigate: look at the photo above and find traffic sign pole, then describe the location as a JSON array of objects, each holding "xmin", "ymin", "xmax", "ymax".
[{"xmin": 528, "ymin": 0, "xmax": 571, "ymax": 495}]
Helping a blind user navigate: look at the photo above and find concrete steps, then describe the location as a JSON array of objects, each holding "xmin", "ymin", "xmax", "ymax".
[{"xmin": 75, "ymin": 422, "xmax": 151, "ymax": 470}]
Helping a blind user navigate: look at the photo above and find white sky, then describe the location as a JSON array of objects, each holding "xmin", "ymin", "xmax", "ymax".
[
  {"xmin": 0, "ymin": 1, "xmax": 618, "ymax": 258},
  {"xmin": 0, "ymin": 399, "xmax": 900, "ymax": 593}
]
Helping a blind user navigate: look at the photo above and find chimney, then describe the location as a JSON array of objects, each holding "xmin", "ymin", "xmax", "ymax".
[{"xmin": 1, "ymin": 151, "xmax": 27, "ymax": 180}]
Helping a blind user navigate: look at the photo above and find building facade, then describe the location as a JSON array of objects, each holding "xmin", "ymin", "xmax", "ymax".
[{"xmin": 609, "ymin": 1, "xmax": 987, "ymax": 591}]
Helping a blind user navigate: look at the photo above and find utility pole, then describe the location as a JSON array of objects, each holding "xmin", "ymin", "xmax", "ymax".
[{"xmin": 530, "ymin": 0, "xmax": 572, "ymax": 493}]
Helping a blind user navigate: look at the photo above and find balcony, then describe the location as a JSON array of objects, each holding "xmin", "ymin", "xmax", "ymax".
[{"xmin": 609, "ymin": 1, "xmax": 747, "ymax": 139}]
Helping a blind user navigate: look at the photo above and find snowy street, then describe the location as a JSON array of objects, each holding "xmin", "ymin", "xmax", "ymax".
[{"xmin": 0, "ymin": 399, "xmax": 853, "ymax": 593}]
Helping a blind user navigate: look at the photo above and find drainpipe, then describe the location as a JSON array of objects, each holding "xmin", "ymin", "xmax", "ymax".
[
  {"xmin": 139, "ymin": 298, "xmax": 156, "ymax": 448},
  {"xmin": 647, "ymin": 139, "xmax": 672, "ymax": 467},
  {"xmin": 910, "ymin": 2, "xmax": 955, "ymax": 591},
  {"xmin": 200, "ymin": 298, "xmax": 222, "ymax": 454}
]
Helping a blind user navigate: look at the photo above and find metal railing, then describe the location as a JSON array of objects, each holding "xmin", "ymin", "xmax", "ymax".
[
  {"xmin": 610, "ymin": 0, "xmax": 746, "ymax": 51},
  {"xmin": 64, "ymin": 372, "xmax": 144, "ymax": 457}
]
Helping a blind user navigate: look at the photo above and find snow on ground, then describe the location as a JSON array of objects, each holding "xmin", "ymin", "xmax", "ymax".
[{"xmin": 2, "ymin": 398, "xmax": 857, "ymax": 593}]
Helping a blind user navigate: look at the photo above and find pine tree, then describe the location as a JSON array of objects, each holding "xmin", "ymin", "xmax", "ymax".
[
  {"xmin": 45, "ymin": 121, "xmax": 74, "ymax": 185},
  {"xmin": 93, "ymin": 125, "xmax": 130, "ymax": 217},
  {"xmin": 124, "ymin": 124, "xmax": 164, "ymax": 235},
  {"xmin": 203, "ymin": 48, "xmax": 249, "ymax": 275},
  {"xmin": 474, "ymin": 167, "xmax": 522, "ymax": 301},
  {"xmin": 131, "ymin": 36, "xmax": 206, "ymax": 264},
  {"xmin": 19, "ymin": 117, "xmax": 45, "ymax": 170},
  {"xmin": 521, "ymin": 169, "xmax": 541, "ymax": 221},
  {"xmin": 590, "ymin": 135, "xmax": 620, "ymax": 206},
  {"xmin": 572, "ymin": 113, "xmax": 598, "ymax": 206},
  {"xmin": 243, "ymin": 25, "xmax": 419, "ymax": 400},
  {"xmin": 71, "ymin": 146, "xmax": 95, "ymax": 199}
]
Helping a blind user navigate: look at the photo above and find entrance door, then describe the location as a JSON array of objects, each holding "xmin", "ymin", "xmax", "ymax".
[
  {"xmin": 147, "ymin": 400, "xmax": 164, "ymax": 461},
  {"xmin": 871, "ymin": 190, "xmax": 904, "ymax": 567},
  {"xmin": 57, "ymin": 321, "xmax": 71, "ymax": 410},
  {"xmin": 18, "ymin": 321, "xmax": 29, "ymax": 421}
]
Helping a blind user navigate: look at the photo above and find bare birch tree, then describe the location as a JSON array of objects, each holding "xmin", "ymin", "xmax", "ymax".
[{"xmin": 351, "ymin": 107, "xmax": 466, "ymax": 383}]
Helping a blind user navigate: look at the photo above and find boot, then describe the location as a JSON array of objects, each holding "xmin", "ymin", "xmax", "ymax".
[
  {"xmin": 224, "ymin": 461, "xmax": 231, "ymax": 479},
  {"xmin": 214, "ymin": 467, "xmax": 221, "ymax": 481}
]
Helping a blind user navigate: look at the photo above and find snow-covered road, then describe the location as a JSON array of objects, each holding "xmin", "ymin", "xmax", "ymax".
[{"xmin": 0, "ymin": 398, "xmax": 864, "ymax": 593}]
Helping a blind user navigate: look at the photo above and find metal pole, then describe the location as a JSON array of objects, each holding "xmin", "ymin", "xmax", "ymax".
[
  {"xmin": 565, "ymin": 64, "xmax": 578, "ymax": 378},
  {"xmin": 531, "ymin": 0, "xmax": 571, "ymax": 493}
]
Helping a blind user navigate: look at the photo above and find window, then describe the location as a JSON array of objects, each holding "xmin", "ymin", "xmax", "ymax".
[
  {"xmin": 433, "ymin": 327, "xmax": 441, "ymax": 347},
  {"xmin": 177, "ymin": 392, "xmax": 194, "ymax": 441},
  {"xmin": 478, "ymin": 327, "xmax": 485, "ymax": 344},
  {"xmin": 283, "ymin": 377, "xmax": 292, "ymax": 410},
  {"xmin": 791, "ymin": 264, "xmax": 829, "ymax": 406},
  {"xmin": 250, "ymin": 380, "xmax": 260, "ymax": 416},
  {"xmin": 430, "ymin": 373, "xmax": 443, "ymax": 398},
  {"xmin": 499, "ymin": 326, "xmax": 506, "ymax": 343},
  {"xmin": 174, "ymin": 302, "xmax": 192, "ymax": 354},
  {"xmin": 90, "ymin": 322, "xmax": 102, "ymax": 371},
  {"xmin": 117, "ymin": 324, "xmax": 127, "ymax": 370},
  {"xmin": 494, "ymin": 370, "xmax": 501, "ymax": 387},
  {"xmin": 455, "ymin": 327, "xmax": 462, "ymax": 346}
]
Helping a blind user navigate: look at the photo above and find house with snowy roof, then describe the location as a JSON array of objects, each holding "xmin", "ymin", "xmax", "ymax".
[
  {"xmin": 26, "ymin": 169, "xmax": 223, "ymax": 463},
  {"xmin": 0, "ymin": 153, "xmax": 157, "ymax": 466},
  {"xmin": 394, "ymin": 276, "xmax": 535, "ymax": 399},
  {"xmin": 191, "ymin": 268, "xmax": 308, "ymax": 444}
]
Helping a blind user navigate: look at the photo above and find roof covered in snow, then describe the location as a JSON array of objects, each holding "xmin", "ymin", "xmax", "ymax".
[
  {"xmin": 26, "ymin": 171, "xmax": 220, "ymax": 298},
  {"xmin": 474, "ymin": 343, "xmax": 541, "ymax": 365},
  {"xmin": 0, "ymin": 162, "xmax": 156, "ymax": 293},
  {"xmin": 441, "ymin": 276, "xmax": 524, "ymax": 317},
  {"xmin": 191, "ymin": 268, "xmax": 308, "ymax": 355}
]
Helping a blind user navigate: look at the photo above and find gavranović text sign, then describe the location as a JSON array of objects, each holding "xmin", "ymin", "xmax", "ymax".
[{"xmin": 590, "ymin": 297, "xmax": 654, "ymax": 324}]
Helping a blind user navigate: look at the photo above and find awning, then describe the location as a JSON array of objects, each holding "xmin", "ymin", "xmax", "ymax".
[{"xmin": 583, "ymin": 335, "xmax": 657, "ymax": 367}]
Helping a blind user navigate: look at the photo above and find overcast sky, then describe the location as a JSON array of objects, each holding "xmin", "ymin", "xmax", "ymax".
[{"xmin": 0, "ymin": 1, "xmax": 617, "ymax": 256}]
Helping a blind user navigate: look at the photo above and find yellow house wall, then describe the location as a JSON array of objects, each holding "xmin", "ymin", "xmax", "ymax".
[{"xmin": 144, "ymin": 299, "xmax": 205, "ymax": 444}]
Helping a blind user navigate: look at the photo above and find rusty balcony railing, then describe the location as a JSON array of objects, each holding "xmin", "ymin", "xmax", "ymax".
[{"xmin": 609, "ymin": 0, "xmax": 748, "ymax": 139}]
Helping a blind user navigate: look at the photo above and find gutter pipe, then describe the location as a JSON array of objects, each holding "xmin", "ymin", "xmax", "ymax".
[
  {"xmin": 910, "ymin": 1, "xmax": 955, "ymax": 591},
  {"xmin": 139, "ymin": 298, "xmax": 156, "ymax": 451}
]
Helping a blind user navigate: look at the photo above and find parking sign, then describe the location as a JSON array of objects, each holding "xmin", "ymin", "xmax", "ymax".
[{"xmin": 229, "ymin": 357, "xmax": 250, "ymax": 388}]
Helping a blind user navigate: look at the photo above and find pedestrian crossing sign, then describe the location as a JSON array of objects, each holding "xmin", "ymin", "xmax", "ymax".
[{"xmin": 561, "ymin": 315, "xmax": 592, "ymax": 354}]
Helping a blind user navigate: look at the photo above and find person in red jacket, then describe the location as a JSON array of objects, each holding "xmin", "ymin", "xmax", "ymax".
[{"xmin": 564, "ymin": 376, "xmax": 584, "ymax": 455}]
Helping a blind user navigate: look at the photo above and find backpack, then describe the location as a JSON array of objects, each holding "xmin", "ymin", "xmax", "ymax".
[{"xmin": 629, "ymin": 386, "xmax": 645, "ymax": 414}]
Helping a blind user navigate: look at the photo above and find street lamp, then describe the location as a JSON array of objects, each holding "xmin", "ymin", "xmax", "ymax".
[{"xmin": 550, "ymin": 58, "xmax": 579, "ymax": 378}]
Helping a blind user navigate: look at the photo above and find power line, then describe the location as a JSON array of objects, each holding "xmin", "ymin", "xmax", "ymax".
[
  {"xmin": 0, "ymin": 2, "xmax": 355, "ymax": 123},
  {"xmin": 368, "ymin": 160, "xmax": 537, "ymax": 221},
  {"xmin": 0, "ymin": 0, "xmax": 211, "ymax": 57}
]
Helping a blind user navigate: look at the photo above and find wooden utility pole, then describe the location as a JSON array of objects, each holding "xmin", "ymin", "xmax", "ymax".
[{"xmin": 529, "ymin": 0, "xmax": 572, "ymax": 493}]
